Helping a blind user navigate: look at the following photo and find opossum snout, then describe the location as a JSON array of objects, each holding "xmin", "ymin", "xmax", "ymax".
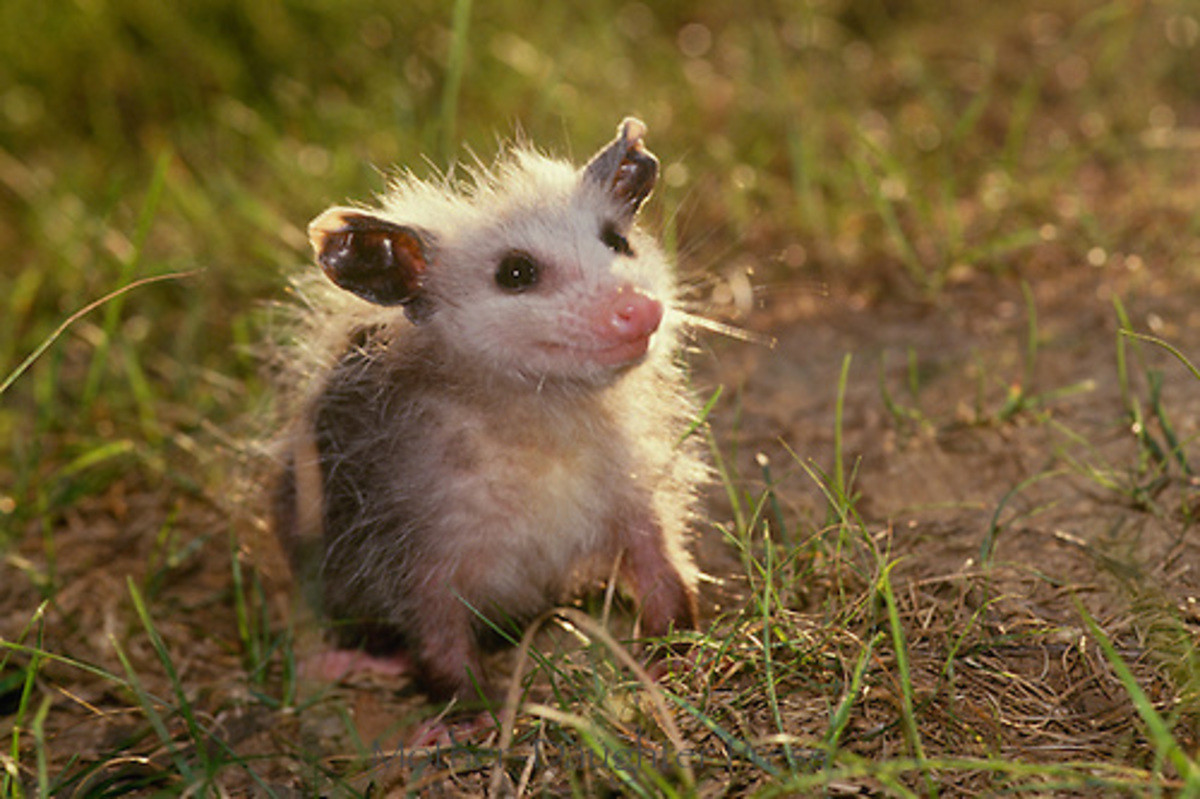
[
  {"xmin": 606, "ymin": 285, "xmax": 663, "ymax": 339},
  {"xmin": 585, "ymin": 285, "xmax": 664, "ymax": 365}
]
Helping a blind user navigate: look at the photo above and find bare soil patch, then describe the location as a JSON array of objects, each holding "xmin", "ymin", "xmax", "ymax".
[{"xmin": 700, "ymin": 260, "xmax": 1200, "ymax": 774}]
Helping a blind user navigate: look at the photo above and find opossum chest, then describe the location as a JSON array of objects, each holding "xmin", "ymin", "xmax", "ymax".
[{"xmin": 407, "ymin": 394, "xmax": 631, "ymax": 608}]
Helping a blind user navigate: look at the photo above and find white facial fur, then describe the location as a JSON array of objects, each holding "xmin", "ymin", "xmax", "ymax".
[{"xmin": 372, "ymin": 152, "xmax": 677, "ymax": 385}]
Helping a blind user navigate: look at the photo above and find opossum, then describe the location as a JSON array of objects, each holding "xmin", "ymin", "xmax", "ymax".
[{"xmin": 271, "ymin": 118, "xmax": 706, "ymax": 702}]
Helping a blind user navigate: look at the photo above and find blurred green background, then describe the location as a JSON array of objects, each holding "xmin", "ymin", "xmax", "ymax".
[{"xmin": 1, "ymin": 0, "xmax": 1197, "ymax": 556}]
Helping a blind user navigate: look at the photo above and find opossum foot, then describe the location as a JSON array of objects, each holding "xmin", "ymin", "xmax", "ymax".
[
  {"xmin": 300, "ymin": 648, "xmax": 414, "ymax": 682},
  {"xmin": 407, "ymin": 712, "xmax": 496, "ymax": 749}
]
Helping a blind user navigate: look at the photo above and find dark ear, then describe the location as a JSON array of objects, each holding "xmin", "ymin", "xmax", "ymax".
[
  {"xmin": 582, "ymin": 117, "xmax": 659, "ymax": 218},
  {"xmin": 308, "ymin": 207, "xmax": 431, "ymax": 308}
]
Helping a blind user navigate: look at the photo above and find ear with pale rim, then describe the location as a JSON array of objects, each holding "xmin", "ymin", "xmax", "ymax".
[
  {"xmin": 582, "ymin": 117, "xmax": 659, "ymax": 218},
  {"xmin": 308, "ymin": 208, "xmax": 431, "ymax": 313}
]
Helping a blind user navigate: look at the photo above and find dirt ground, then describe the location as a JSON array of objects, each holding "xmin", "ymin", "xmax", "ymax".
[{"xmin": 698, "ymin": 255, "xmax": 1200, "ymax": 764}]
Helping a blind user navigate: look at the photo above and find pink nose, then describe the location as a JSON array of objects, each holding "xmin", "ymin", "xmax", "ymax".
[{"xmin": 605, "ymin": 286, "xmax": 663, "ymax": 342}]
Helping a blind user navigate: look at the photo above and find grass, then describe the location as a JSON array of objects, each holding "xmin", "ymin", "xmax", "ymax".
[{"xmin": 3, "ymin": 0, "xmax": 1200, "ymax": 794}]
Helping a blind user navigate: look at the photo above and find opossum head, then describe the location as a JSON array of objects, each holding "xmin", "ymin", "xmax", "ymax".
[{"xmin": 307, "ymin": 118, "xmax": 676, "ymax": 386}]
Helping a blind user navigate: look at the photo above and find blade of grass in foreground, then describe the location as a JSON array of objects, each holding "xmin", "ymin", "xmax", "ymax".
[
  {"xmin": 522, "ymin": 704, "xmax": 667, "ymax": 799},
  {"xmin": 758, "ymin": 753, "xmax": 1180, "ymax": 796},
  {"xmin": 1121, "ymin": 330, "xmax": 1200, "ymax": 382},
  {"xmin": 1, "ymin": 605, "xmax": 48, "ymax": 799},
  {"xmin": 756, "ymin": 492, "xmax": 795, "ymax": 772},
  {"xmin": 877, "ymin": 563, "xmax": 935, "ymax": 796},
  {"xmin": 666, "ymin": 692, "xmax": 781, "ymax": 777},
  {"xmin": 127, "ymin": 579, "xmax": 207, "ymax": 754},
  {"xmin": 30, "ymin": 695, "xmax": 52, "ymax": 799},
  {"xmin": 0, "ymin": 270, "xmax": 199, "ymax": 398},
  {"xmin": 832, "ymin": 353, "xmax": 851, "ymax": 505},
  {"xmin": 824, "ymin": 631, "xmax": 883, "ymax": 756},
  {"xmin": 125, "ymin": 579, "xmax": 279, "ymax": 794},
  {"xmin": 1078, "ymin": 604, "xmax": 1199, "ymax": 791},
  {"xmin": 109, "ymin": 630, "xmax": 194, "ymax": 785}
]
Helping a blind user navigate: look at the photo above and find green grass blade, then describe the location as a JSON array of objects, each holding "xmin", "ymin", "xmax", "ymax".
[
  {"xmin": 1147, "ymin": 369, "xmax": 1192, "ymax": 475},
  {"xmin": 755, "ymin": 485, "xmax": 796, "ymax": 772},
  {"xmin": 126, "ymin": 579, "xmax": 207, "ymax": 768},
  {"xmin": 1001, "ymin": 71, "xmax": 1042, "ymax": 172},
  {"xmin": 1079, "ymin": 604, "xmax": 1199, "ymax": 789},
  {"xmin": 1, "ymin": 608, "xmax": 47, "ymax": 799},
  {"xmin": 833, "ymin": 353, "xmax": 851, "ymax": 506},
  {"xmin": 978, "ymin": 469, "xmax": 1064, "ymax": 569},
  {"xmin": 667, "ymin": 692, "xmax": 781, "ymax": 776},
  {"xmin": 878, "ymin": 563, "xmax": 934, "ymax": 796},
  {"xmin": 825, "ymin": 631, "xmax": 883, "ymax": 755},
  {"xmin": 81, "ymin": 150, "xmax": 172, "ymax": 409},
  {"xmin": 439, "ymin": 0, "xmax": 473, "ymax": 161},
  {"xmin": 0, "ymin": 271, "xmax": 198, "ymax": 398},
  {"xmin": 1122, "ymin": 330, "xmax": 1200, "ymax": 382},
  {"xmin": 523, "ymin": 704, "xmax": 669, "ymax": 799},
  {"xmin": 852, "ymin": 148, "xmax": 926, "ymax": 289},
  {"xmin": 679, "ymin": 385, "xmax": 721, "ymax": 446},
  {"xmin": 108, "ymin": 632, "xmax": 193, "ymax": 783},
  {"xmin": 30, "ymin": 695, "xmax": 52, "ymax": 799}
]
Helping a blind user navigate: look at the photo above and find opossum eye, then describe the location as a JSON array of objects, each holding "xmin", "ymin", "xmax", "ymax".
[
  {"xmin": 495, "ymin": 251, "xmax": 541, "ymax": 292},
  {"xmin": 600, "ymin": 222, "xmax": 634, "ymax": 257}
]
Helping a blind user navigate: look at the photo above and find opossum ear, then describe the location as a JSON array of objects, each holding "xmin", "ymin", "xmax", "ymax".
[
  {"xmin": 582, "ymin": 117, "xmax": 659, "ymax": 218},
  {"xmin": 308, "ymin": 208, "xmax": 431, "ymax": 310}
]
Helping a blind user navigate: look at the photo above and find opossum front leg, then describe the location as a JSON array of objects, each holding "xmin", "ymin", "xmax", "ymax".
[
  {"xmin": 409, "ymin": 576, "xmax": 491, "ymax": 702},
  {"xmin": 616, "ymin": 515, "xmax": 698, "ymax": 636}
]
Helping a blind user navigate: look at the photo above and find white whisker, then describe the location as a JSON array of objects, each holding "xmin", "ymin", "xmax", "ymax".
[{"xmin": 676, "ymin": 310, "xmax": 777, "ymax": 348}]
